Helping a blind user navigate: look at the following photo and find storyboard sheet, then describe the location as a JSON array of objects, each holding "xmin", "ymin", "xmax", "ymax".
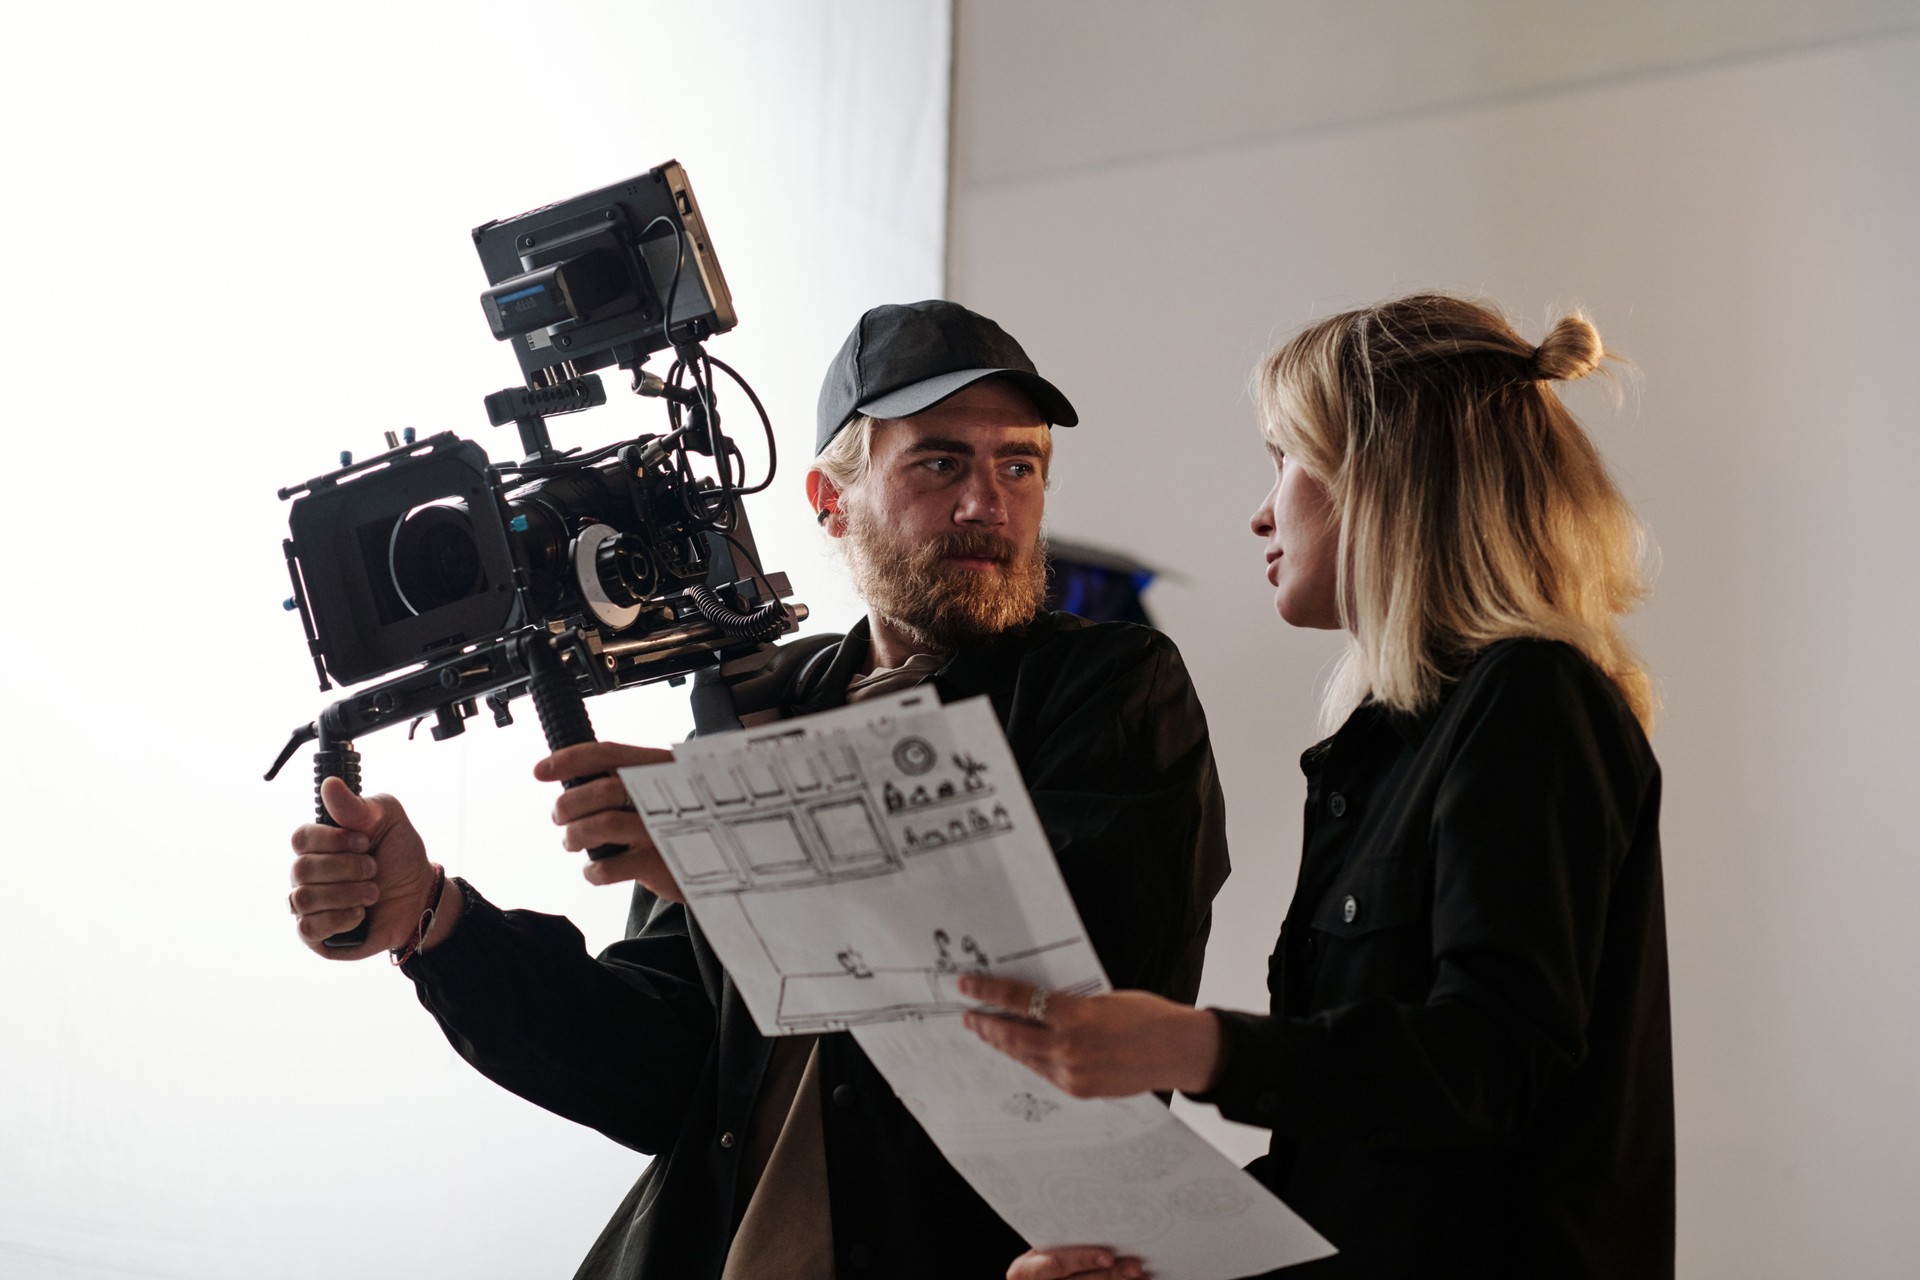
[{"xmin": 619, "ymin": 691, "xmax": 1333, "ymax": 1277}]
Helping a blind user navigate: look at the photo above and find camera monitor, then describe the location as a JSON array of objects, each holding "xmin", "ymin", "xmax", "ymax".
[{"xmin": 474, "ymin": 160, "xmax": 736, "ymax": 384}]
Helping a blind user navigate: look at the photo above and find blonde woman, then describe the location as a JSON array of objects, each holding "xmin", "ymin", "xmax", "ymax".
[{"xmin": 961, "ymin": 294, "xmax": 1672, "ymax": 1279}]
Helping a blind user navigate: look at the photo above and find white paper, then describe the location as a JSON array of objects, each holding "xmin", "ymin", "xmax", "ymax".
[
  {"xmin": 626, "ymin": 692, "xmax": 1107, "ymax": 1037},
  {"xmin": 855, "ymin": 1020, "xmax": 1335, "ymax": 1279},
  {"xmin": 620, "ymin": 693, "xmax": 1334, "ymax": 1276}
]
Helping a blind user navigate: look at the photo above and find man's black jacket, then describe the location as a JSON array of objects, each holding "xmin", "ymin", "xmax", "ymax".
[
  {"xmin": 405, "ymin": 613, "xmax": 1230, "ymax": 1279},
  {"xmin": 1200, "ymin": 639, "xmax": 1673, "ymax": 1278}
]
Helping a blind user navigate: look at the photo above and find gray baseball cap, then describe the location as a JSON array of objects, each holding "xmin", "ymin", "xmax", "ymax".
[{"xmin": 815, "ymin": 300, "xmax": 1079, "ymax": 453}]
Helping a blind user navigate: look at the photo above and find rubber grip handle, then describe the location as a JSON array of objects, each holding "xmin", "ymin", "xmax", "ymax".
[
  {"xmin": 314, "ymin": 745, "xmax": 370, "ymax": 948},
  {"xmin": 528, "ymin": 641, "xmax": 623, "ymax": 861}
]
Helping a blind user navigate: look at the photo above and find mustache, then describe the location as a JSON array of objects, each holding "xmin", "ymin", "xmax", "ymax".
[{"xmin": 921, "ymin": 531, "xmax": 1024, "ymax": 564}]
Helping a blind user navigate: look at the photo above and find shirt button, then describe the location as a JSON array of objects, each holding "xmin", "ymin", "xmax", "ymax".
[
  {"xmin": 832, "ymin": 1083, "xmax": 856, "ymax": 1109},
  {"xmin": 848, "ymin": 1243, "xmax": 875, "ymax": 1269},
  {"xmin": 1328, "ymin": 792, "xmax": 1347, "ymax": 817},
  {"xmin": 1254, "ymin": 1090, "xmax": 1280, "ymax": 1115},
  {"xmin": 1342, "ymin": 895, "xmax": 1358, "ymax": 924},
  {"xmin": 719, "ymin": 1131, "xmax": 735, "ymax": 1149}
]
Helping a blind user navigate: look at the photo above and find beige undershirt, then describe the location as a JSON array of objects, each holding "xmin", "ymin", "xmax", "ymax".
[
  {"xmin": 843, "ymin": 650, "xmax": 947, "ymax": 702},
  {"xmin": 719, "ymin": 654, "xmax": 945, "ymax": 1279},
  {"xmin": 722, "ymin": 1036, "xmax": 832, "ymax": 1280}
]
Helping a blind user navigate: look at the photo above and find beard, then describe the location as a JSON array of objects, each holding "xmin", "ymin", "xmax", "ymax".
[{"xmin": 842, "ymin": 506, "xmax": 1050, "ymax": 652}]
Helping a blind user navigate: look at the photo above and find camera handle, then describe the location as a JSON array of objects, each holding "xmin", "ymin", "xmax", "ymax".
[
  {"xmin": 525, "ymin": 632, "xmax": 624, "ymax": 861},
  {"xmin": 313, "ymin": 722, "xmax": 370, "ymax": 949}
]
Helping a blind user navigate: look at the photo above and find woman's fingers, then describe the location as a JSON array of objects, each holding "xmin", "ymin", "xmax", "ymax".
[
  {"xmin": 959, "ymin": 973, "xmax": 1038, "ymax": 1016},
  {"xmin": 964, "ymin": 1009, "xmax": 1052, "ymax": 1059},
  {"xmin": 963, "ymin": 1010, "xmax": 1088, "ymax": 1093},
  {"xmin": 1007, "ymin": 1246, "xmax": 1144, "ymax": 1280},
  {"xmin": 964, "ymin": 989, "xmax": 1217, "ymax": 1098}
]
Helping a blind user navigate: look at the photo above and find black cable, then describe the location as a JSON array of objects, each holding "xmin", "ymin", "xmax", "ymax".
[
  {"xmin": 686, "ymin": 584, "xmax": 787, "ymax": 644},
  {"xmin": 704, "ymin": 355, "xmax": 778, "ymax": 496},
  {"xmin": 493, "ymin": 439, "xmax": 625, "ymax": 477},
  {"xmin": 638, "ymin": 215, "xmax": 685, "ymax": 354},
  {"xmin": 670, "ymin": 349, "xmax": 735, "ymax": 533}
]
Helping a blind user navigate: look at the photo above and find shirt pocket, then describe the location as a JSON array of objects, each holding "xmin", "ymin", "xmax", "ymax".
[{"xmin": 1310, "ymin": 857, "xmax": 1429, "ymax": 939}]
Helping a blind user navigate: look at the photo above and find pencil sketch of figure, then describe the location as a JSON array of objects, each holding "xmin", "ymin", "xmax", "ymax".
[
  {"xmin": 1002, "ymin": 1091, "xmax": 1060, "ymax": 1123},
  {"xmin": 954, "ymin": 750, "xmax": 990, "ymax": 791}
]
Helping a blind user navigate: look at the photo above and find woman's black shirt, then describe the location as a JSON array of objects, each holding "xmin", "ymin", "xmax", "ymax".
[{"xmin": 1200, "ymin": 639, "xmax": 1673, "ymax": 1279}]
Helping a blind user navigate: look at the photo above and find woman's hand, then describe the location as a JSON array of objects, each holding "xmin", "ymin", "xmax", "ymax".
[
  {"xmin": 535, "ymin": 742, "xmax": 684, "ymax": 902},
  {"xmin": 958, "ymin": 975, "xmax": 1225, "ymax": 1099},
  {"xmin": 1008, "ymin": 1246, "xmax": 1146, "ymax": 1280}
]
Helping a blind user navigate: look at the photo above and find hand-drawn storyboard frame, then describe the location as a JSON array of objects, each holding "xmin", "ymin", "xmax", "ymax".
[{"xmin": 622, "ymin": 693, "xmax": 1106, "ymax": 1037}]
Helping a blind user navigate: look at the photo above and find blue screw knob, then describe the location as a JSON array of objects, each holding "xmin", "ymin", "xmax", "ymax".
[
  {"xmin": 282, "ymin": 597, "xmax": 298, "ymax": 611},
  {"xmin": 339, "ymin": 451, "xmax": 353, "ymax": 467},
  {"xmin": 509, "ymin": 515, "xmax": 530, "ymax": 533},
  {"xmin": 403, "ymin": 427, "xmax": 417, "ymax": 445}
]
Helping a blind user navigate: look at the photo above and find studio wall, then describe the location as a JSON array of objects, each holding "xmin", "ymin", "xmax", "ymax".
[{"xmin": 949, "ymin": 3, "xmax": 1920, "ymax": 1275}]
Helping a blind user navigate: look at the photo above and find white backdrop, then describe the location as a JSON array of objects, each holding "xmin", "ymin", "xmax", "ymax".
[
  {"xmin": 0, "ymin": 2, "xmax": 947, "ymax": 1276},
  {"xmin": 950, "ymin": 4, "xmax": 1920, "ymax": 1276}
]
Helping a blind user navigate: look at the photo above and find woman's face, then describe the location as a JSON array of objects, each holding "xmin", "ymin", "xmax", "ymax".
[{"xmin": 1249, "ymin": 447, "xmax": 1342, "ymax": 629}]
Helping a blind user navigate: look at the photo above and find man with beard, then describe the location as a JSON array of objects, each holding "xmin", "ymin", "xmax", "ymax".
[{"xmin": 285, "ymin": 301, "xmax": 1229, "ymax": 1280}]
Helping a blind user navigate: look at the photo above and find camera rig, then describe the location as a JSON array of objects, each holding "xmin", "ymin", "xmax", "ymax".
[{"xmin": 266, "ymin": 161, "xmax": 804, "ymax": 946}]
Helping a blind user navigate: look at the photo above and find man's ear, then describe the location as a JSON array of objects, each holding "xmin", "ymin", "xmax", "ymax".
[{"xmin": 804, "ymin": 469, "xmax": 844, "ymax": 536}]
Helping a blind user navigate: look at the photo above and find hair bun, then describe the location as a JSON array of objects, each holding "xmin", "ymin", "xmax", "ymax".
[{"xmin": 1533, "ymin": 312, "xmax": 1604, "ymax": 382}]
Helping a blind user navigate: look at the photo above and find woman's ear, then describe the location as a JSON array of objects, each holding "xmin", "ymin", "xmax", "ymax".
[{"xmin": 804, "ymin": 469, "xmax": 844, "ymax": 536}]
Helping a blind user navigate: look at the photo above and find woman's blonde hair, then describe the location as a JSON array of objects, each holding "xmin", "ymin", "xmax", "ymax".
[{"xmin": 1256, "ymin": 292, "xmax": 1653, "ymax": 730}]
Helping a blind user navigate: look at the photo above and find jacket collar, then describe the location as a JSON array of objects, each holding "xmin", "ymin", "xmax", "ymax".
[
  {"xmin": 794, "ymin": 617, "xmax": 875, "ymax": 713},
  {"xmin": 1303, "ymin": 647, "xmax": 1492, "ymax": 769},
  {"xmin": 793, "ymin": 614, "xmax": 1049, "ymax": 714},
  {"xmin": 1375, "ymin": 645, "xmax": 1501, "ymax": 745}
]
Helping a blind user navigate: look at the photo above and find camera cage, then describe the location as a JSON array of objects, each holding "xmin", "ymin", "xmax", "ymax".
[{"xmin": 269, "ymin": 162, "xmax": 804, "ymax": 946}]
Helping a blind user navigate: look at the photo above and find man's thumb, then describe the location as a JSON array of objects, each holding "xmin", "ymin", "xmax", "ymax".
[{"xmin": 319, "ymin": 776, "xmax": 381, "ymax": 832}]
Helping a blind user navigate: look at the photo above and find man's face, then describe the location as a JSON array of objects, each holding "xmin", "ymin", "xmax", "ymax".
[{"xmin": 835, "ymin": 380, "xmax": 1051, "ymax": 650}]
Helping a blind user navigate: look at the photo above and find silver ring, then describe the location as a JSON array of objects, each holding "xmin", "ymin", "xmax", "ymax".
[{"xmin": 1026, "ymin": 988, "xmax": 1050, "ymax": 1024}]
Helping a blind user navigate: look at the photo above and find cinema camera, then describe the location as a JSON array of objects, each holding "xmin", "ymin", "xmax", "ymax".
[{"xmin": 266, "ymin": 161, "xmax": 804, "ymax": 946}]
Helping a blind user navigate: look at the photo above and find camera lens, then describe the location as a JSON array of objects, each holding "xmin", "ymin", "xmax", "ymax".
[{"xmin": 390, "ymin": 502, "xmax": 486, "ymax": 616}]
